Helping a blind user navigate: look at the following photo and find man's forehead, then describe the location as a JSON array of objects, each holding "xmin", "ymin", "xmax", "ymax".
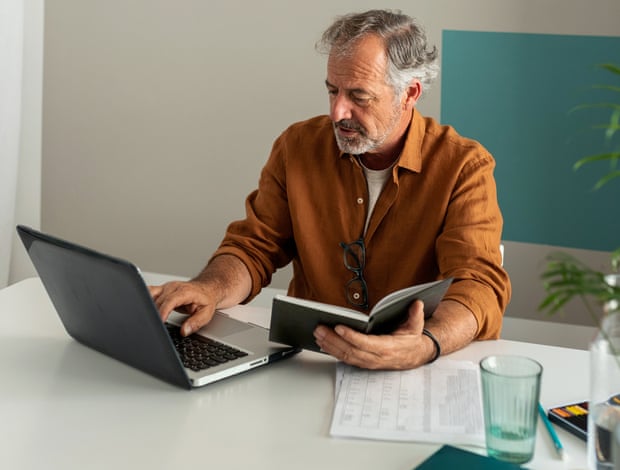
[{"xmin": 326, "ymin": 41, "xmax": 389, "ymax": 90}]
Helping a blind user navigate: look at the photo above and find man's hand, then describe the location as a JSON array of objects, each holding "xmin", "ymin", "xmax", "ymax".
[
  {"xmin": 148, "ymin": 254, "xmax": 253, "ymax": 336},
  {"xmin": 313, "ymin": 300, "xmax": 436, "ymax": 369},
  {"xmin": 149, "ymin": 281, "xmax": 219, "ymax": 336},
  {"xmin": 312, "ymin": 299, "xmax": 478, "ymax": 370}
]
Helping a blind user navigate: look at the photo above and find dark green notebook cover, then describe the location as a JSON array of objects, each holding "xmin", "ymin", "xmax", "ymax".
[
  {"xmin": 269, "ymin": 278, "xmax": 452, "ymax": 352},
  {"xmin": 414, "ymin": 445, "xmax": 525, "ymax": 469}
]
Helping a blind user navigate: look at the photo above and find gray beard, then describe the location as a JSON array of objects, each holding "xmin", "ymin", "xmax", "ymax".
[
  {"xmin": 334, "ymin": 134, "xmax": 376, "ymax": 155},
  {"xmin": 332, "ymin": 122, "xmax": 381, "ymax": 155},
  {"xmin": 332, "ymin": 108, "xmax": 402, "ymax": 155}
]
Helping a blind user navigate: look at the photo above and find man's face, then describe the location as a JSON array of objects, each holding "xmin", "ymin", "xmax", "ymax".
[{"xmin": 325, "ymin": 35, "xmax": 407, "ymax": 156}]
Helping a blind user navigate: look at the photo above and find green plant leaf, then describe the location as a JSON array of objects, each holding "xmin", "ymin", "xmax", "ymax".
[
  {"xmin": 574, "ymin": 151, "xmax": 620, "ymax": 169},
  {"xmin": 593, "ymin": 170, "xmax": 620, "ymax": 190},
  {"xmin": 612, "ymin": 248, "xmax": 620, "ymax": 272},
  {"xmin": 599, "ymin": 63, "xmax": 620, "ymax": 75},
  {"xmin": 539, "ymin": 251, "xmax": 620, "ymax": 321}
]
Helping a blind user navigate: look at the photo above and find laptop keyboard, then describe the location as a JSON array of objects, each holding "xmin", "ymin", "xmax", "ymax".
[{"xmin": 166, "ymin": 324, "xmax": 249, "ymax": 372}]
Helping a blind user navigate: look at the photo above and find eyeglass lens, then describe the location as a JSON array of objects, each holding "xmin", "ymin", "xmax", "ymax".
[{"xmin": 340, "ymin": 238, "xmax": 368, "ymax": 309}]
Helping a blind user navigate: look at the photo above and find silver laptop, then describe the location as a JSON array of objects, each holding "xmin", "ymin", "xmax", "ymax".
[{"xmin": 16, "ymin": 225, "xmax": 299, "ymax": 389}]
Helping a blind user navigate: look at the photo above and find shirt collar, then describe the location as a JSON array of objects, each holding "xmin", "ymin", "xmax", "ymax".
[{"xmin": 395, "ymin": 108, "xmax": 423, "ymax": 173}]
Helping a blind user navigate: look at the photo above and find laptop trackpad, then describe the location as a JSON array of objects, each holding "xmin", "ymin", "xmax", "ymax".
[{"xmin": 199, "ymin": 312, "xmax": 254, "ymax": 338}]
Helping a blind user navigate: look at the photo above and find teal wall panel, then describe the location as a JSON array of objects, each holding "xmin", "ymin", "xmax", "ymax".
[{"xmin": 441, "ymin": 31, "xmax": 620, "ymax": 251}]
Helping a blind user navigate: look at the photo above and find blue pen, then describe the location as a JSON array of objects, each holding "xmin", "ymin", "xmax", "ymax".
[{"xmin": 538, "ymin": 402, "xmax": 567, "ymax": 461}]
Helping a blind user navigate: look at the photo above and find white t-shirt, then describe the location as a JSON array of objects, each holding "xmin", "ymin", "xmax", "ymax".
[{"xmin": 360, "ymin": 161, "xmax": 394, "ymax": 235}]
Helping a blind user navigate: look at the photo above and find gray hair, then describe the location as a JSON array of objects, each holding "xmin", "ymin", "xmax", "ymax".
[{"xmin": 316, "ymin": 9, "xmax": 439, "ymax": 96}]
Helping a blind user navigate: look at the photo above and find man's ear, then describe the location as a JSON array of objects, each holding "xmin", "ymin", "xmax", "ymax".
[{"xmin": 403, "ymin": 79, "xmax": 423, "ymax": 110}]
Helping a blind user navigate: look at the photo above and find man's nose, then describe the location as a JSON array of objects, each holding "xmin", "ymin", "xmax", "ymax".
[{"xmin": 330, "ymin": 94, "xmax": 353, "ymax": 122}]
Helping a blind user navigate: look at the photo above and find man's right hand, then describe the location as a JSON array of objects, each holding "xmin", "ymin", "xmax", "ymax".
[
  {"xmin": 148, "ymin": 280, "xmax": 219, "ymax": 336},
  {"xmin": 148, "ymin": 254, "xmax": 254, "ymax": 336}
]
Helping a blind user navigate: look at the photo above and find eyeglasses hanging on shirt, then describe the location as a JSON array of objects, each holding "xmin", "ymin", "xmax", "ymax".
[{"xmin": 340, "ymin": 238, "xmax": 369, "ymax": 310}]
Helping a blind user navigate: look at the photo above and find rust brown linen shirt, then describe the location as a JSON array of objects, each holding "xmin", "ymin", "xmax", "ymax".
[{"xmin": 211, "ymin": 110, "xmax": 511, "ymax": 339}]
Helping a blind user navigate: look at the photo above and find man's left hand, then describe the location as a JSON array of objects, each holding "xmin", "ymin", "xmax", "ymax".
[{"xmin": 313, "ymin": 299, "xmax": 436, "ymax": 369}]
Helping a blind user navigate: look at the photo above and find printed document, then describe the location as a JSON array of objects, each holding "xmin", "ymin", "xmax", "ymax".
[{"xmin": 330, "ymin": 360, "xmax": 485, "ymax": 446}]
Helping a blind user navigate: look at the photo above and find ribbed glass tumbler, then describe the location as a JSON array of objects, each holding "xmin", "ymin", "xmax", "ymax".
[{"xmin": 480, "ymin": 355, "xmax": 543, "ymax": 464}]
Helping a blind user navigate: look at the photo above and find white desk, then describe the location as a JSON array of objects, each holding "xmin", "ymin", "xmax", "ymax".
[{"xmin": 0, "ymin": 277, "xmax": 590, "ymax": 470}]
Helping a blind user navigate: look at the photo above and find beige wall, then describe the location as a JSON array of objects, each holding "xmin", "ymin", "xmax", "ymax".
[{"xmin": 35, "ymin": 0, "xmax": 620, "ymax": 325}]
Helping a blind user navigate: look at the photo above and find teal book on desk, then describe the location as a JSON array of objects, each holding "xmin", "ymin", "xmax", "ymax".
[{"xmin": 414, "ymin": 445, "xmax": 525, "ymax": 469}]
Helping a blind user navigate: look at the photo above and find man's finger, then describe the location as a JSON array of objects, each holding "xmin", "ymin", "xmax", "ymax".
[
  {"xmin": 396, "ymin": 299, "xmax": 425, "ymax": 334},
  {"xmin": 148, "ymin": 285, "xmax": 162, "ymax": 299},
  {"xmin": 180, "ymin": 307, "xmax": 216, "ymax": 336}
]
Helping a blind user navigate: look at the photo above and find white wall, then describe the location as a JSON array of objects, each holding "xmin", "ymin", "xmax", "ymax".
[
  {"xmin": 0, "ymin": 0, "xmax": 23, "ymax": 288},
  {"xmin": 9, "ymin": 0, "xmax": 43, "ymax": 285},
  {"xmin": 11, "ymin": 0, "xmax": 620, "ymax": 329}
]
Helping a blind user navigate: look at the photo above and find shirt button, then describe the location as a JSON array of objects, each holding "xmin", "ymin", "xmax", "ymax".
[
  {"xmin": 357, "ymin": 197, "xmax": 364, "ymax": 204},
  {"xmin": 352, "ymin": 292, "xmax": 361, "ymax": 300}
]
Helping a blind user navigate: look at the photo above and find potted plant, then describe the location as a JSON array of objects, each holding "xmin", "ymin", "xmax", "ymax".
[
  {"xmin": 539, "ymin": 62, "xmax": 620, "ymax": 321},
  {"xmin": 538, "ymin": 63, "xmax": 620, "ymax": 470}
]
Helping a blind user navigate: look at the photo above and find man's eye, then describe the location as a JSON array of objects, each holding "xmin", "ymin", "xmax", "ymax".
[
  {"xmin": 352, "ymin": 95, "xmax": 372, "ymax": 106},
  {"xmin": 327, "ymin": 89, "xmax": 338, "ymax": 96}
]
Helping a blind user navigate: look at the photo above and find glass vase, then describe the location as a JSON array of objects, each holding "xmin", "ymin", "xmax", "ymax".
[{"xmin": 588, "ymin": 274, "xmax": 620, "ymax": 470}]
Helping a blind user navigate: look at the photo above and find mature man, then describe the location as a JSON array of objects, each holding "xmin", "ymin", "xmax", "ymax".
[{"xmin": 150, "ymin": 9, "xmax": 511, "ymax": 370}]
